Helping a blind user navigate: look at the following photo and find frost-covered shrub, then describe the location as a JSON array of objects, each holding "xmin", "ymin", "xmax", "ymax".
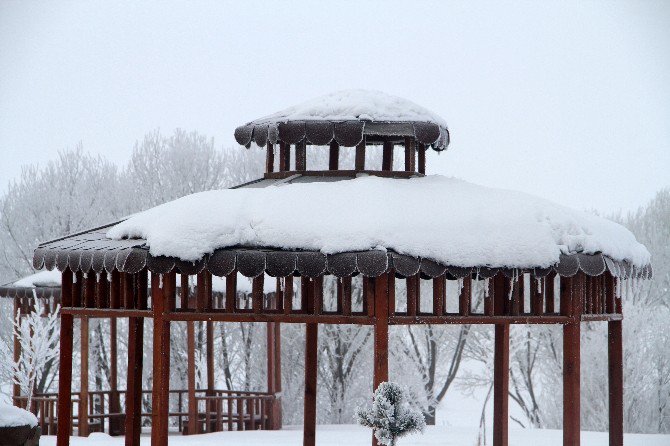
[{"xmin": 356, "ymin": 381, "xmax": 425, "ymax": 446}]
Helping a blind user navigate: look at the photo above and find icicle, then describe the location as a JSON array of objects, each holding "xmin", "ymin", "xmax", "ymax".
[
  {"xmin": 159, "ymin": 274, "xmax": 164, "ymax": 289},
  {"xmin": 83, "ymin": 272, "xmax": 88, "ymax": 279},
  {"xmin": 72, "ymin": 272, "xmax": 77, "ymax": 283},
  {"xmin": 457, "ymin": 278, "xmax": 464, "ymax": 295},
  {"xmin": 96, "ymin": 272, "xmax": 101, "ymax": 282},
  {"xmin": 484, "ymin": 278, "xmax": 490, "ymax": 298},
  {"xmin": 536, "ymin": 277, "xmax": 542, "ymax": 294},
  {"xmin": 507, "ymin": 270, "xmax": 517, "ymax": 301},
  {"xmin": 280, "ymin": 277, "xmax": 285, "ymax": 292},
  {"xmin": 106, "ymin": 272, "xmax": 112, "ymax": 282}
]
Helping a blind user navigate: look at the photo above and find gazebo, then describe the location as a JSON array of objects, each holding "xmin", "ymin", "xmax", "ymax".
[{"xmin": 33, "ymin": 90, "xmax": 650, "ymax": 446}]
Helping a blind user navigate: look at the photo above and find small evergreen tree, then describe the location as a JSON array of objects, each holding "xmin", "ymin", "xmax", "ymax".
[{"xmin": 356, "ymin": 381, "xmax": 426, "ymax": 446}]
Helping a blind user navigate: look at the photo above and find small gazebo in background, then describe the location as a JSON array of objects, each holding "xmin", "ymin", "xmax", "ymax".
[
  {"xmin": 3, "ymin": 271, "xmax": 279, "ymax": 437},
  {"xmin": 31, "ymin": 90, "xmax": 650, "ymax": 446}
]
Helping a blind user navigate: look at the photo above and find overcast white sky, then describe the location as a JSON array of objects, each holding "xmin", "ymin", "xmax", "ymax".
[{"xmin": 1, "ymin": 1, "xmax": 668, "ymax": 213}]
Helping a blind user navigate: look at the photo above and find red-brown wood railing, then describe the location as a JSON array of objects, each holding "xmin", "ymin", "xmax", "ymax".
[{"xmin": 14, "ymin": 388, "xmax": 275, "ymax": 436}]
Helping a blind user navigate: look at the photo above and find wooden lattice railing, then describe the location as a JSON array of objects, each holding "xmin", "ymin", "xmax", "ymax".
[{"xmin": 13, "ymin": 388, "xmax": 275, "ymax": 436}]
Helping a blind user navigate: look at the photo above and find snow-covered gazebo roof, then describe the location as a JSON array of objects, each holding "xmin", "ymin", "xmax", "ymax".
[
  {"xmin": 0, "ymin": 270, "xmax": 62, "ymax": 299},
  {"xmin": 234, "ymin": 90, "xmax": 450, "ymax": 150},
  {"xmin": 33, "ymin": 175, "xmax": 651, "ymax": 280}
]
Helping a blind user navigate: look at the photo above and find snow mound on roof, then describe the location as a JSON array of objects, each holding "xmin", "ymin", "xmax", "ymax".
[
  {"xmin": 251, "ymin": 89, "xmax": 447, "ymax": 126},
  {"xmin": 106, "ymin": 176, "xmax": 650, "ymax": 269},
  {"xmin": 12, "ymin": 270, "xmax": 62, "ymax": 288},
  {"xmin": 0, "ymin": 404, "xmax": 38, "ymax": 428}
]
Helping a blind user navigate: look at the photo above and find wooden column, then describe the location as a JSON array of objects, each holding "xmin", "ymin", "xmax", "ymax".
[
  {"xmin": 267, "ymin": 321, "xmax": 282, "ymax": 429},
  {"xmin": 151, "ymin": 273, "xmax": 173, "ymax": 446},
  {"xmin": 56, "ymin": 270, "xmax": 74, "ymax": 446},
  {"xmin": 187, "ymin": 320, "xmax": 197, "ymax": 435},
  {"xmin": 373, "ymin": 273, "xmax": 390, "ymax": 388},
  {"xmin": 404, "ymin": 137, "xmax": 415, "ymax": 172},
  {"xmin": 608, "ymin": 276, "xmax": 623, "ymax": 446},
  {"xmin": 562, "ymin": 276, "xmax": 581, "ymax": 446},
  {"xmin": 125, "ymin": 272, "xmax": 145, "ymax": 446},
  {"xmin": 296, "ymin": 141, "xmax": 307, "ymax": 171},
  {"xmin": 79, "ymin": 316, "xmax": 89, "ymax": 437},
  {"xmin": 355, "ymin": 141, "xmax": 365, "ymax": 170},
  {"xmin": 12, "ymin": 297, "xmax": 21, "ymax": 402},
  {"xmin": 493, "ymin": 274, "xmax": 509, "ymax": 446},
  {"xmin": 382, "ymin": 141, "xmax": 393, "ymax": 171},
  {"xmin": 109, "ymin": 316, "xmax": 122, "ymax": 435},
  {"xmin": 372, "ymin": 273, "xmax": 390, "ymax": 446},
  {"xmin": 266, "ymin": 142, "xmax": 275, "ymax": 173},
  {"xmin": 303, "ymin": 321, "xmax": 318, "ymax": 446},
  {"xmin": 279, "ymin": 142, "xmax": 290, "ymax": 171},
  {"xmin": 206, "ymin": 321, "xmax": 215, "ymax": 393},
  {"xmin": 418, "ymin": 143, "xmax": 426, "ymax": 174},
  {"xmin": 329, "ymin": 141, "xmax": 339, "ymax": 170}
]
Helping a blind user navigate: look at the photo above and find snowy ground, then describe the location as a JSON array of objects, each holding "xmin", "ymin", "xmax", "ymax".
[{"xmin": 40, "ymin": 425, "xmax": 670, "ymax": 446}]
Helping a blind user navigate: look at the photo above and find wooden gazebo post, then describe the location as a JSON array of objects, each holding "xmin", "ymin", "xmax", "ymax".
[
  {"xmin": 12, "ymin": 297, "xmax": 21, "ymax": 402},
  {"xmin": 125, "ymin": 272, "xmax": 146, "ymax": 446},
  {"xmin": 151, "ymin": 272, "xmax": 173, "ymax": 446},
  {"xmin": 608, "ymin": 274, "xmax": 624, "ymax": 446},
  {"xmin": 493, "ymin": 274, "xmax": 510, "ymax": 446},
  {"xmin": 56, "ymin": 270, "xmax": 74, "ymax": 446},
  {"xmin": 372, "ymin": 273, "xmax": 391, "ymax": 446},
  {"xmin": 562, "ymin": 275, "xmax": 581, "ymax": 446},
  {"xmin": 303, "ymin": 277, "xmax": 319, "ymax": 446}
]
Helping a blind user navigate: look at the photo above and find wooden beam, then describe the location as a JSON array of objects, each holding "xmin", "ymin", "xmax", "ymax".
[
  {"xmin": 303, "ymin": 323, "xmax": 318, "ymax": 446},
  {"xmin": 355, "ymin": 141, "xmax": 365, "ymax": 170},
  {"xmin": 382, "ymin": 141, "xmax": 393, "ymax": 171},
  {"xmin": 79, "ymin": 316, "xmax": 89, "ymax": 436},
  {"xmin": 279, "ymin": 142, "xmax": 288, "ymax": 171},
  {"xmin": 56, "ymin": 270, "xmax": 74, "ymax": 446},
  {"xmin": 329, "ymin": 141, "xmax": 339, "ymax": 170},
  {"xmin": 608, "ymin": 318, "xmax": 623, "ymax": 446},
  {"xmin": 546, "ymin": 272, "xmax": 556, "ymax": 313},
  {"xmin": 493, "ymin": 322, "xmax": 509, "ymax": 446}
]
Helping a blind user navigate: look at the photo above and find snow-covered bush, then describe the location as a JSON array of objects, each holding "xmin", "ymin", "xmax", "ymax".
[{"xmin": 356, "ymin": 382, "xmax": 425, "ymax": 446}]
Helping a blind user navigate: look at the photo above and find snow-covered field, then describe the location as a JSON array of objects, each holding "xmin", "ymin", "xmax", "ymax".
[{"xmin": 40, "ymin": 426, "xmax": 670, "ymax": 446}]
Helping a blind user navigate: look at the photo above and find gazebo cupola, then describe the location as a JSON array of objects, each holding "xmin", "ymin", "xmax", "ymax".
[{"xmin": 234, "ymin": 90, "xmax": 449, "ymax": 176}]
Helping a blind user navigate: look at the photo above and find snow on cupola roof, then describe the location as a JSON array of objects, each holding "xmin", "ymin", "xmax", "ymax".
[{"xmin": 234, "ymin": 90, "xmax": 450, "ymax": 150}]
